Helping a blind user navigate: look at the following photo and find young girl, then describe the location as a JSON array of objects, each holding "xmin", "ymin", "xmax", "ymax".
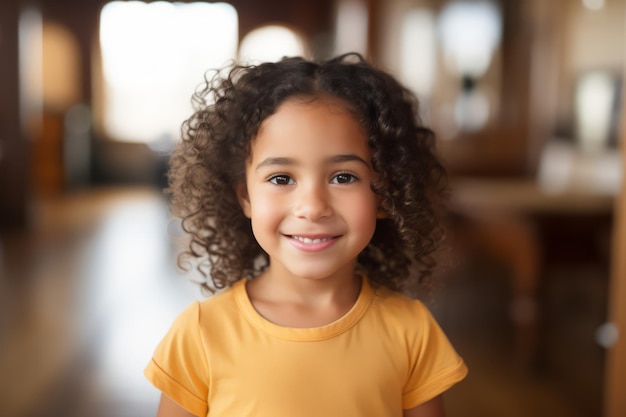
[{"xmin": 145, "ymin": 53, "xmax": 467, "ymax": 417}]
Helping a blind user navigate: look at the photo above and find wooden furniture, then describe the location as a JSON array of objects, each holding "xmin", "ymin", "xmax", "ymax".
[
  {"xmin": 605, "ymin": 125, "xmax": 626, "ymax": 417},
  {"xmin": 449, "ymin": 177, "xmax": 615, "ymax": 368}
]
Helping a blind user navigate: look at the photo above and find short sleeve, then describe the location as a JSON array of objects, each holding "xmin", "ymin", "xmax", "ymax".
[
  {"xmin": 402, "ymin": 302, "xmax": 468, "ymax": 409},
  {"xmin": 144, "ymin": 302, "xmax": 209, "ymax": 417}
]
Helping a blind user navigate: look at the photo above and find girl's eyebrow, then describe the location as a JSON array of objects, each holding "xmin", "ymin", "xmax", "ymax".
[
  {"xmin": 331, "ymin": 154, "xmax": 370, "ymax": 167},
  {"xmin": 255, "ymin": 154, "xmax": 370, "ymax": 171},
  {"xmin": 255, "ymin": 157, "xmax": 295, "ymax": 171}
]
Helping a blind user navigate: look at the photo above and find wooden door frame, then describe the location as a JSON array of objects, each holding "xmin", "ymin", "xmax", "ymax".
[{"xmin": 604, "ymin": 40, "xmax": 626, "ymax": 415}]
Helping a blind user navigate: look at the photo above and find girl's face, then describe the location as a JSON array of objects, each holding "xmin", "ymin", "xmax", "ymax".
[{"xmin": 238, "ymin": 96, "xmax": 379, "ymax": 284}]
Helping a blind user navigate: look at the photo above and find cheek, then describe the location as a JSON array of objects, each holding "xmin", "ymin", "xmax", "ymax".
[
  {"xmin": 250, "ymin": 192, "xmax": 276, "ymax": 213},
  {"xmin": 248, "ymin": 192, "xmax": 283, "ymax": 227},
  {"xmin": 348, "ymin": 193, "xmax": 379, "ymax": 232}
]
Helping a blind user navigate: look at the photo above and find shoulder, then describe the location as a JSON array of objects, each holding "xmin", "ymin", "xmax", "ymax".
[
  {"xmin": 194, "ymin": 279, "xmax": 245, "ymax": 322},
  {"xmin": 153, "ymin": 280, "xmax": 246, "ymax": 359},
  {"xmin": 366, "ymin": 283, "xmax": 441, "ymax": 337},
  {"xmin": 370, "ymin": 285, "xmax": 430, "ymax": 317},
  {"xmin": 165, "ymin": 279, "xmax": 244, "ymax": 332}
]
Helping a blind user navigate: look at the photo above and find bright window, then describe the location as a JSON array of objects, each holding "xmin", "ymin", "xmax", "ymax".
[
  {"xmin": 99, "ymin": 1, "xmax": 238, "ymax": 143},
  {"xmin": 238, "ymin": 25, "xmax": 307, "ymax": 64},
  {"xmin": 333, "ymin": 0, "xmax": 368, "ymax": 56},
  {"xmin": 399, "ymin": 9, "xmax": 436, "ymax": 100}
]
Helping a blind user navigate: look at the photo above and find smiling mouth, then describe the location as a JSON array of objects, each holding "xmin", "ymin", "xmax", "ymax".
[
  {"xmin": 288, "ymin": 235, "xmax": 338, "ymax": 244},
  {"xmin": 285, "ymin": 234, "xmax": 340, "ymax": 252}
]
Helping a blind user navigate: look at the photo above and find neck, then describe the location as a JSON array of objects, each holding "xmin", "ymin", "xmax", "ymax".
[
  {"xmin": 249, "ymin": 261, "xmax": 361, "ymax": 309},
  {"xmin": 245, "ymin": 265, "xmax": 363, "ymax": 328}
]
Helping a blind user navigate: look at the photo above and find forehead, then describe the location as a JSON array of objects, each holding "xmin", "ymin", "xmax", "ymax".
[
  {"xmin": 261, "ymin": 95, "xmax": 360, "ymax": 129},
  {"xmin": 250, "ymin": 96, "xmax": 369, "ymax": 160}
]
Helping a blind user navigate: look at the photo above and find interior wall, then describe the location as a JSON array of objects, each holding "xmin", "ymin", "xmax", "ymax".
[
  {"xmin": 0, "ymin": 1, "xmax": 31, "ymax": 229},
  {"xmin": 557, "ymin": 0, "xmax": 625, "ymax": 128}
]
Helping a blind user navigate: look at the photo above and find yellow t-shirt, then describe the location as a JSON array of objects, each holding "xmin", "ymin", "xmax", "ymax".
[{"xmin": 145, "ymin": 277, "xmax": 467, "ymax": 416}]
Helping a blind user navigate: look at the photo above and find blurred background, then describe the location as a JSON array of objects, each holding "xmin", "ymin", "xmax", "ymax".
[{"xmin": 0, "ymin": 0, "xmax": 625, "ymax": 416}]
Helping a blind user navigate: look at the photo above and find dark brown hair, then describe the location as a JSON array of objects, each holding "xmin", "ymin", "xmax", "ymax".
[{"xmin": 168, "ymin": 53, "xmax": 447, "ymax": 294}]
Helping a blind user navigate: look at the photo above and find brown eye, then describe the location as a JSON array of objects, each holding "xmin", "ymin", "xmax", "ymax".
[
  {"xmin": 269, "ymin": 175, "xmax": 294, "ymax": 185},
  {"xmin": 332, "ymin": 173, "xmax": 358, "ymax": 184}
]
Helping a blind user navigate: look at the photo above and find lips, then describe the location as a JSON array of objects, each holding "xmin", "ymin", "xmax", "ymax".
[
  {"xmin": 291, "ymin": 236, "xmax": 333, "ymax": 244},
  {"xmin": 285, "ymin": 234, "xmax": 340, "ymax": 252}
]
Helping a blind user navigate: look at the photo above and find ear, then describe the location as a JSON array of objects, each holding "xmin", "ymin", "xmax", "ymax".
[
  {"xmin": 376, "ymin": 195, "xmax": 388, "ymax": 219},
  {"xmin": 236, "ymin": 182, "xmax": 252, "ymax": 218}
]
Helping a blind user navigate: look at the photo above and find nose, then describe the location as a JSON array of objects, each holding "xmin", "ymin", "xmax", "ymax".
[{"xmin": 293, "ymin": 182, "xmax": 333, "ymax": 221}]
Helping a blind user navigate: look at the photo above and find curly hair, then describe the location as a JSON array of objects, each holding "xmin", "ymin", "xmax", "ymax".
[{"xmin": 168, "ymin": 53, "xmax": 448, "ymax": 295}]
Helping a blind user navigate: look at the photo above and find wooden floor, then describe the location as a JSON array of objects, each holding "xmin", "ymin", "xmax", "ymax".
[{"xmin": 0, "ymin": 186, "xmax": 607, "ymax": 417}]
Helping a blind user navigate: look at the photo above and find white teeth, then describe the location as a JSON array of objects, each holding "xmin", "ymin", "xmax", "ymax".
[{"xmin": 292, "ymin": 236, "xmax": 331, "ymax": 244}]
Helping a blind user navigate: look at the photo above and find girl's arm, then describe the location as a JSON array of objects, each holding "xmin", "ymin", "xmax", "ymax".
[
  {"xmin": 403, "ymin": 395, "xmax": 445, "ymax": 417},
  {"xmin": 156, "ymin": 394, "xmax": 198, "ymax": 417}
]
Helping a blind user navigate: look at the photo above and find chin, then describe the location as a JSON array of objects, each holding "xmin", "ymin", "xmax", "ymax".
[{"xmin": 283, "ymin": 263, "xmax": 355, "ymax": 282}]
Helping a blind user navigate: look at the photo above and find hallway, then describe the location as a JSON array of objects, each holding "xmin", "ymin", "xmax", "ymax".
[
  {"xmin": 0, "ymin": 186, "xmax": 606, "ymax": 417},
  {"xmin": 0, "ymin": 187, "xmax": 202, "ymax": 417}
]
